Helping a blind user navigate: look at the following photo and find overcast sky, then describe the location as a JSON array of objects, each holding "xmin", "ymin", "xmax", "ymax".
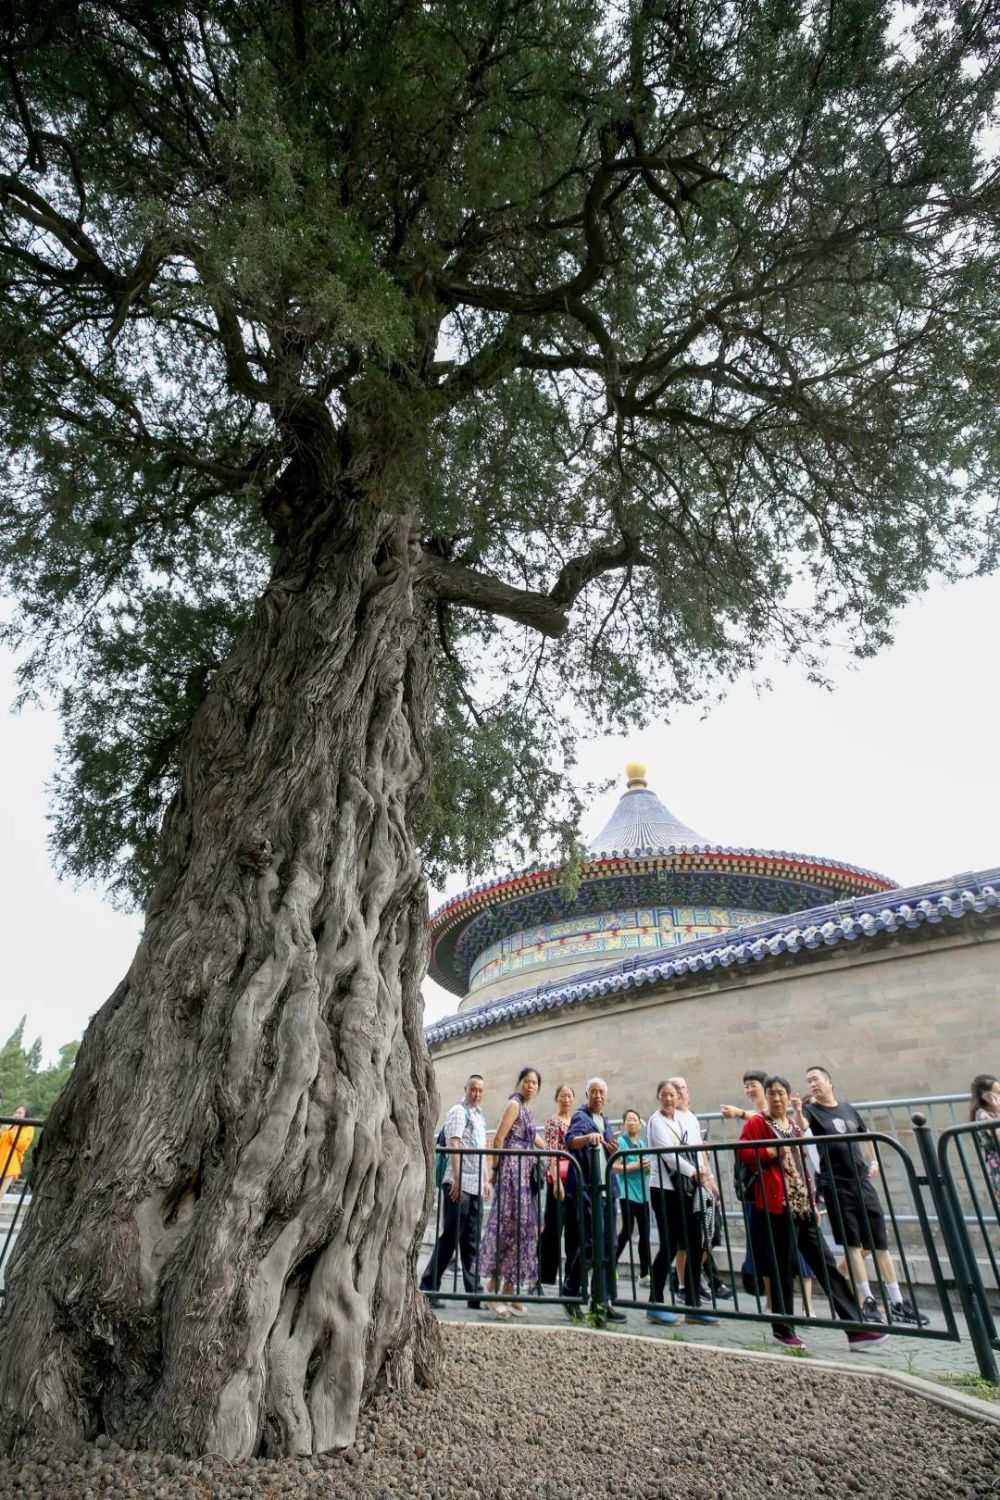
[{"xmin": 4, "ymin": 570, "xmax": 998, "ymax": 1063}]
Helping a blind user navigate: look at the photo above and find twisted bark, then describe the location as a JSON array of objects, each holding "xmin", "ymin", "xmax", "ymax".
[{"xmin": 0, "ymin": 507, "xmax": 441, "ymax": 1458}]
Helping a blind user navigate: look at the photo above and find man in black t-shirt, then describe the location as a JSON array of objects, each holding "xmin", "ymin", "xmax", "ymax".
[{"xmin": 797, "ymin": 1066, "xmax": 928, "ymax": 1328}]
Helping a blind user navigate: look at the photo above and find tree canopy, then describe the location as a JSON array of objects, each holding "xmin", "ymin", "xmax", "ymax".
[{"xmin": 2, "ymin": 0, "xmax": 999, "ymax": 904}]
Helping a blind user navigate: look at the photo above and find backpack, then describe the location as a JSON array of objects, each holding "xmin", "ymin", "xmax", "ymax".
[
  {"xmin": 433, "ymin": 1125, "xmax": 448, "ymax": 1189},
  {"xmin": 733, "ymin": 1155, "xmax": 758, "ymax": 1203}
]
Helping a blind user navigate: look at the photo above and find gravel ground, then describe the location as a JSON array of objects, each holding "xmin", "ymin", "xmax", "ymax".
[{"xmin": 3, "ymin": 1324, "xmax": 999, "ymax": 1500}]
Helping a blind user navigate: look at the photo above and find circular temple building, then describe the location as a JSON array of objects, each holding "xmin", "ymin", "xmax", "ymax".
[
  {"xmin": 429, "ymin": 763, "xmax": 896, "ymax": 1011},
  {"xmin": 424, "ymin": 765, "xmax": 1000, "ymax": 1121}
]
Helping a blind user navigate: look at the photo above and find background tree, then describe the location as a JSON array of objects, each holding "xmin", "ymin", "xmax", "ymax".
[
  {"xmin": 25, "ymin": 1040, "xmax": 81, "ymax": 1124},
  {"xmin": 1, "ymin": 0, "xmax": 999, "ymax": 1460},
  {"xmin": 0, "ymin": 1022, "xmax": 79, "ymax": 1118},
  {"xmin": 0, "ymin": 1026, "xmax": 80, "ymax": 1178},
  {"xmin": 0, "ymin": 1019, "xmax": 36, "ymax": 1112}
]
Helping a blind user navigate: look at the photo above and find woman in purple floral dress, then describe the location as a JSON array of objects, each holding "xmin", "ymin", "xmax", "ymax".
[{"xmin": 479, "ymin": 1067, "xmax": 546, "ymax": 1317}]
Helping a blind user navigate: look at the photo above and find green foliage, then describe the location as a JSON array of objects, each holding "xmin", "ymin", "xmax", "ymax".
[
  {"xmin": 1, "ymin": 1, "xmax": 999, "ymax": 904},
  {"xmin": 934, "ymin": 1372, "xmax": 1000, "ymax": 1401},
  {"xmin": 28, "ymin": 1042, "xmax": 80, "ymax": 1122},
  {"xmin": 49, "ymin": 587, "xmax": 263, "ymax": 905},
  {"xmin": 559, "ymin": 838, "xmax": 594, "ymax": 910},
  {"xmin": 0, "ymin": 1024, "xmax": 79, "ymax": 1182},
  {"xmin": 0, "ymin": 1020, "xmax": 32, "ymax": 1111},
  {"xmin": 0, "ymin": 1018, "xmax": 79, "ymax": 1125},
  {"xmin": 421, "ymin": 654, "xmax": 611, "ymax": 887}
]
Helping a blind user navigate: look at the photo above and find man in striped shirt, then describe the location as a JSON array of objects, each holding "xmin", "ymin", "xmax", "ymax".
[{"xmin": 421, "ymin": 1075, "xmax": 491, "ymax": 1309}]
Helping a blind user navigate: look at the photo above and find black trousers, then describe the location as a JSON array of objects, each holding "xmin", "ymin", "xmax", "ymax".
[
  {"xmin": 538, "ymin": 1182, "xmax": 568, "ymax": 1284},
  {"xmin": 616, "ymin": 1199, "xmax": 651, "ymax": 1277},
  {"xmin": 650, "ymin": 1186, "xmax": 703, "ymax": 1306},
  {"xmin": 420, "ymin": 1190, "xmax": 483, "ymax": 1298},
  {"xmin": 749, "ymin": 1206, "xmax": 859, "ymax": 1337}
]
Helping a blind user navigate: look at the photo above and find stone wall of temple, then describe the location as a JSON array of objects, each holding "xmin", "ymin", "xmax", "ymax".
[{"xmin": 426, "ymin": 917, "xmax": 1000, "ymax": 1127}]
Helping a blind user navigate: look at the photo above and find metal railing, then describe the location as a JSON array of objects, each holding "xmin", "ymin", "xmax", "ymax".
[
  {"xmin": 422, "ymin": 1117, "xmax": 1000, "ymax": 1382},
  {"xmin": 933, "ymin": 1115, "xmax": 1000, "ymax": 1381},
  {"xmin": 421, "ymin": 1146, "xmax": 589, "ymax": 1310},
  {"xmin": 937, "ymin": 1117, "xmax": 1000, "ymax": 1299},
  {"xmin": 700, "ymin": 1093, "xmax": 970, "ymax": 1145},
  {"xmin": 607, "ymin": 1134, "xmax": 955, "ymax": 1343},
  {"xmin": 425, "ymin": 1131, "xmax": 957, "ymax": 1337}
]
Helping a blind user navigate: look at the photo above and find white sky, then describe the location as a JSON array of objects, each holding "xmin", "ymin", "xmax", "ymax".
[{"xmin": 3, "ymin": 571, "xmax": 998, "ymax": 1062}]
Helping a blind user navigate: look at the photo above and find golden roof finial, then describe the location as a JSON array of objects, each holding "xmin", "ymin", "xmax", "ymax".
[{"xmin": 624, "ymin": 761, "xmax": 647, "ymax": 790}]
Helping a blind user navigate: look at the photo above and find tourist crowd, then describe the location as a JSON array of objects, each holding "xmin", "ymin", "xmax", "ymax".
[{"xmin": 421, "ymin": 1066, "xmax": 1000, "ymax": 1352}]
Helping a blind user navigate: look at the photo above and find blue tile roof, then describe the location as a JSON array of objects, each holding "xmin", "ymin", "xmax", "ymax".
[{"xmin": 424, "ymin": 866, "xmax": 1000, "ymax": 1045}]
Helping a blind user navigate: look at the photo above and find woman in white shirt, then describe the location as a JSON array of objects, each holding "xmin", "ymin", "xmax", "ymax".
[{"xmin": 647, "ymin": 1080, "xmax": 717, "ymax": 1325}]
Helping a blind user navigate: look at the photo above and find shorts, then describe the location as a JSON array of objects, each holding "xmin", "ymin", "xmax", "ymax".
[{"xmin": 821, "ymin": 1181, "xmax": 889, "ymax": 1252}]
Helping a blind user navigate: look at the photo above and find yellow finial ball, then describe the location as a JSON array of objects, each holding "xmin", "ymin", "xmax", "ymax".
[{"xmin": 625, "ymin": 761, "xmax": 647, "ymax": 788}]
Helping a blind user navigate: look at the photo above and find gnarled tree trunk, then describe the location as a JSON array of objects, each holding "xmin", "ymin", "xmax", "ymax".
[{"xmin": 0, "ymin": 506, "xmax": 441, "ymax": 1458}]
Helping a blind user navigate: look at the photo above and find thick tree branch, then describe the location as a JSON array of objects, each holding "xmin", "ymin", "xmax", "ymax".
[
  {"xmin": 0, "ymin": 171, "xmax": 276, "ymax": 403},
  {"xmin": 209, "ymin": 289, "xmax": 277, "ymax": 402},
  {"xmin": 433, "ymin": 157, "xmax": 616, "ymax": 316},
  {"xmin": 420, "ymin": 554, "xmax": 571, "ymax": 636},
  {"xmin": 421, "ymin": 535, "xmax": 657, "ymax": 636},
  {"xmin": 106, "ymin": 239, "xmax": 174, "ymax": 346},
  {"xmin": 0, "ymin": 174, "xmax": 121, "ymax": 290},
  {"xmin": 549, "ymin": 536, "xmax": 655, "ymax": 607}
]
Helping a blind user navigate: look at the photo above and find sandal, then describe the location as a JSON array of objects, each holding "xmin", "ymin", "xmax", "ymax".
[
  {"xmin": 491, "ymin": 1304, "xmax": 512, "ymax": 1319},
  {"xmin": 508, "ymin": 1302, "xmax": 528, "ymax": 1316}
]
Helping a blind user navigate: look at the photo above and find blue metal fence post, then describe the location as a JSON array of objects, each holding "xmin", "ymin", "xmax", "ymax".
[{"xmin": 912, "ymin": 1113, "xmax": 999, "ymax": 1384}]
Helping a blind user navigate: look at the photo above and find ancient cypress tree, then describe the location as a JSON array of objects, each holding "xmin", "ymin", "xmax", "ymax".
[{"xmin": 1, "ymin": 0, "xmax": 998, "ymax": 1459}]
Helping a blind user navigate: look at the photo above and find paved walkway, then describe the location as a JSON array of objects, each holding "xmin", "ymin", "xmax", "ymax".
[{"xmin": 419, "ymin": 1255, "xmax": 995, "ymax": 1389}]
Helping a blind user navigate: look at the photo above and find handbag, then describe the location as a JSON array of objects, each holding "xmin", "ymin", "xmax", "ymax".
[
  {"xmin": 529, "ymin": 1158, "xmax": 545, "ymax": 1195},
  {"xmin": 676, "ymin": 1171, "xmax": 698, "ymax": 1201},
  {"xmin": 663, "ymin": 1118, "xmax": 697, "ymax": 1200}
]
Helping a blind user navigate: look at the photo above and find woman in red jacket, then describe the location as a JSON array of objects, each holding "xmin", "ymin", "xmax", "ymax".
[{"xmin": 738, "ymin": 1076, "xmax": 886, "ymax": 1351}]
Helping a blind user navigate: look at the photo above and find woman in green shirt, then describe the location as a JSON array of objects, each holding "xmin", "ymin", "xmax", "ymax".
[{"xmin": 614, "ymin": 1108, "xmax": 652, "ymax": 1284}]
